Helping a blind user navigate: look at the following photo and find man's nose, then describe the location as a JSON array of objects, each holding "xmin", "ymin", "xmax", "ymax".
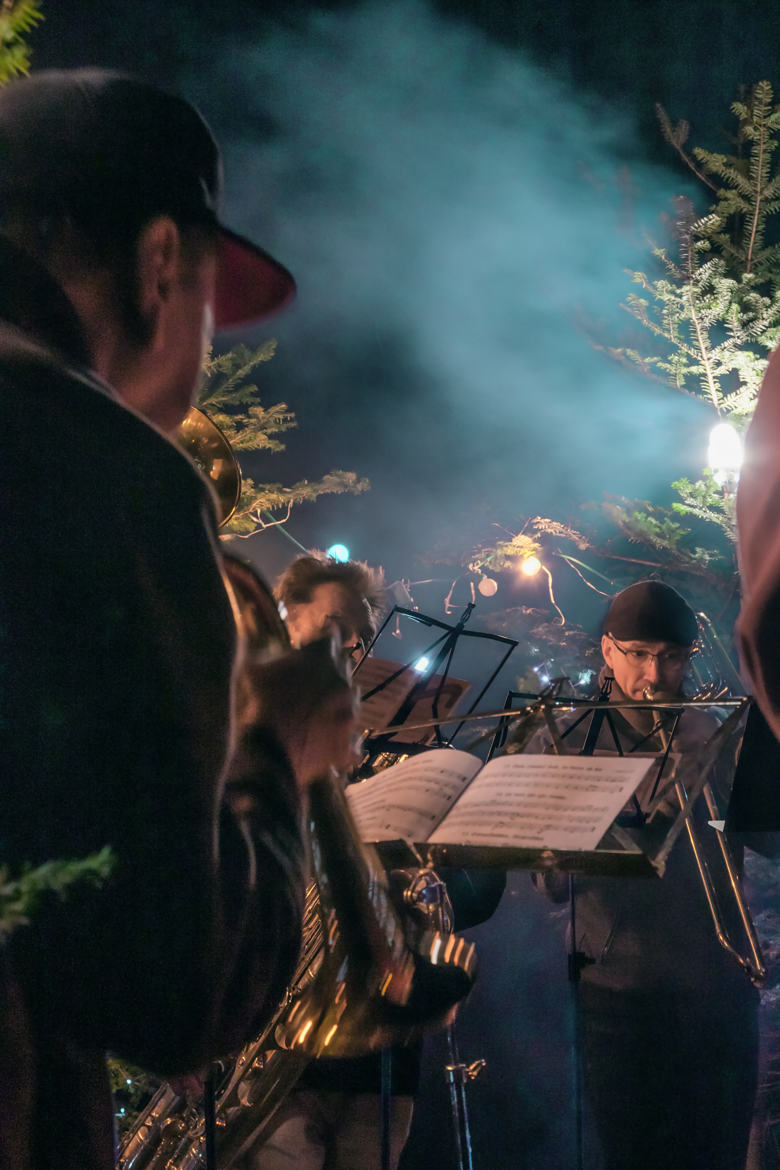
[{"xmin": 643, "ymin": 656, "xmax": 662, "ymax": 683}]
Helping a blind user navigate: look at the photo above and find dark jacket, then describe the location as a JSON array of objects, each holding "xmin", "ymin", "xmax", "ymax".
[{"xmin": 0, "ymin": 237, "xmax": 305, "ymax": 1169}]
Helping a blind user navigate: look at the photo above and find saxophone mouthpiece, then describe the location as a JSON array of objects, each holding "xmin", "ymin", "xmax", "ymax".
[{"xmin": 642, "ymin": 686, "xmax": 655, "ymax": 701}]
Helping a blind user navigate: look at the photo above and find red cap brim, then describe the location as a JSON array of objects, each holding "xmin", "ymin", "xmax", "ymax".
[{"xmin": 215, "ymin": 226, "xmax": 296, "ymax": 330}]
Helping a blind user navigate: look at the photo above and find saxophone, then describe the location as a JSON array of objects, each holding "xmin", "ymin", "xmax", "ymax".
[
  {"xmin": 116, "ymin": 886, "xmax": 322, "ymax": 1170},
  {"xmin": 117, "ymin": 855, "xmax": 468, "ymax": 1170}
]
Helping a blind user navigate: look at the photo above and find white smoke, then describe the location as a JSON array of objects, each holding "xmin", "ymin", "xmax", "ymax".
[{"xmin": 186, "ymin": 0, "xmax": 710, "ymax": 562}]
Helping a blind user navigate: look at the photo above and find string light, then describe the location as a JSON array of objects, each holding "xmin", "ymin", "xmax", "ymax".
[
  {"xmin": 519, "ymin": 554, "xmax": 565, "ymax": 625},
  {"xmin": 707, "ymin": 421, "xmax": 743, "ymax": 492}
]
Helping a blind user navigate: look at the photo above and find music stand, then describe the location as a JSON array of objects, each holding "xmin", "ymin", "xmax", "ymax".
[
  {"xmin": 354, "ymin": 603, "xmax": 518, "ymax": 761},
  {"xmin": 353, "ymin": 604, "xmax": 517, "ymax": 1170}
]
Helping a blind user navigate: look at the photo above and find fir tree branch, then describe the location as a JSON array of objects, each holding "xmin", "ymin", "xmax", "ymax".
[
  {"xmin": 746, "ymin": 93, "xmax": 767, "ymax": 273},
  {"xmin": 686, "ymin": 283, "xmax": 721, "ymax": 412},
  {"xmin": 0, "ymin": 0, "xmax": 43, "ymax": 82},
  {"xmin": 656, "ymin": 102, "xmax": 718, "ymax": 191},
  {"xmin": 0, "ymin": 847, "xmax": 115, "ymax": 939}
]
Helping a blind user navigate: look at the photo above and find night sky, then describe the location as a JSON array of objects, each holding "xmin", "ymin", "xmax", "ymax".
[
  {"xmin": 30, "ymin": 1, "xmax": 780, "ymax": 594},
  {"xmin": 28, "ymin": 4, "xmax": 780, "ymax": 1166}
]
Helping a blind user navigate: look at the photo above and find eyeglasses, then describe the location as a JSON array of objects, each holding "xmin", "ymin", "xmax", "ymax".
[{"xmin": 607, "ymin": 633, "xmax": 690, "ymax": 670}]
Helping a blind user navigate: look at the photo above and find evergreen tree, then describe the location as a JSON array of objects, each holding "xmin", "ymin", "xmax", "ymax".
[
  {"xmin": 0, "ymin": 0, "xmax": 43, "ymax": 83},
  {"xmin": 602, "ymin": 82, "xmax": 780, "ymax": 601},
  {"xmin": 463, "ymin": 84, "xmax": 780, "ymax": 662},
  {"xmin": 197, "ymin": 343, "xmax": 369, "ymax": 539},
  {"xmin": 617, "ymin": 82, "xmax": 780, "ymax": 417}
]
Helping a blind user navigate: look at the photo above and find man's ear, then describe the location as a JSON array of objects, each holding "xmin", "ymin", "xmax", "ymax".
[
  {"xmin": 134, "ymin": 216, "xmax": 182, "ymax": 332},
  {"xmin": 601, "ymin": 633, "xmax": 615, "ymax": 670}
]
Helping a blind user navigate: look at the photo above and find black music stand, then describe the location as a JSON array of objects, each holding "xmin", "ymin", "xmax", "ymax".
[
  {"xmin": 354, "ymin": 604, "xmax": 516, "ymax": 1170},
  {"xmin": 355, "ymin": 604, "xmax": 518, "ymax": 762}
]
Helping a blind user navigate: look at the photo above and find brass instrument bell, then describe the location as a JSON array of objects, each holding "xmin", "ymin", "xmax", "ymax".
[{"xmin": 177, "ymin": 406, "xmax": 241, "ymax": 527}]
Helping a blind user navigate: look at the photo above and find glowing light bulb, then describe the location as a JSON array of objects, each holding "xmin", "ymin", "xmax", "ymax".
[
  {"xmin": 326, "ymin": 543, "xmax": 350, "ymax": 562},
  {"xmin": 414, "ymin": 656, "xmax": 430, "ymax": 673},
  {"xmin": 521, "ymin": 555, "xmax": 542, "ymax": 577},
  {"xmin": 477, "ymin": 575, "xmax": 498, "ymax": 597},
  {"xmin": 707, "ymin": 422, "xmax": 743, "ymax": 489}
]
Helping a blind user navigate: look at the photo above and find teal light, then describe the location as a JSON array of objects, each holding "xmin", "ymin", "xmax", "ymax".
[{"xmin": 326, "ymin": 543, "xmax": 350, "ymax": 562}]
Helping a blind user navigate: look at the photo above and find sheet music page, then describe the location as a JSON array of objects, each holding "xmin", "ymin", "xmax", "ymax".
[
  {"xmin": 356, "ymin": 656, "xmax": 470, "ymax": 744},
  {"xmin": 427, "ymin": 754, "xmax": 654, "ymax": 850},
  {"xmin": 346, "ymin": 749, "xmax": 482, "ymax": 842}
]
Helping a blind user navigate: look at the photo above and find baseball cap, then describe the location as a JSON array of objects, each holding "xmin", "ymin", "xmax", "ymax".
[
  {"xmin": 0, "ymin": 69, "xmax": 295, "ymax": 329},
  {"xmin": 602, "ymin": 580, "xmax": 699, "ymax": 646}
]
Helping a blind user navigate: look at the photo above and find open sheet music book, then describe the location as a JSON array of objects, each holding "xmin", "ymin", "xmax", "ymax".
[{"xmin": 346, "ymin": 749, "xmax": 657, "ymax": 853}]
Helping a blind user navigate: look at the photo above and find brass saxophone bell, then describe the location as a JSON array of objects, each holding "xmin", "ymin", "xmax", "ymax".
[{"xmin": 176, "ymin": 406, "xmax": 242, "ymax": 527}]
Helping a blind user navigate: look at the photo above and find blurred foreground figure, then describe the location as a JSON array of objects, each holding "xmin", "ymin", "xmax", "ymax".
[
  {"xmin": 530, "ymin": 581, "xmax": 759, "ymax": 1170},
  {"xmin": 0, "ymin": 70, "xmax": 354, "ymax": 1170},
  {"xmin": 737, "ymin": 345, "xmax": 780, "ymax": 740}
]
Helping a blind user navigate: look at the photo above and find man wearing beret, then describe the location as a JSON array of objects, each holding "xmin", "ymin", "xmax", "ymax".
[{"xmin": 531, "ymin": 580, "xmax": 759, "ymax": 1170}]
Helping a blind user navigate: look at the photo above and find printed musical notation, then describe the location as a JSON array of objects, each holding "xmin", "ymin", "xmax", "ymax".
[
  {"xmin": 346, "ymin": 750, "xmax": 653, "ymax": 852},
  {"xmin": 348, "ymin": 752, "xmax": 481, "ymax": 843}
]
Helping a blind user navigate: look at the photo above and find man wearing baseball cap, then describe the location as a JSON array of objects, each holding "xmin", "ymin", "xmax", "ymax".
[
  {"xmin": 0, "ymin": 69, "xmax": 354, "ymax": 1169},
  {"xmin": 529, "ymin": 581, "xmax": 760, "ymax": 1170}
]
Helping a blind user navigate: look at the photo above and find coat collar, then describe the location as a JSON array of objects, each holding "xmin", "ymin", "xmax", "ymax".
[{"xmin": 0, "ymin": 233, "xmax": 92, "ymax": 369}]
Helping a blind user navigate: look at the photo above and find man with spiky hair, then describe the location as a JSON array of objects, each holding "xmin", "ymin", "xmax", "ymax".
[
  {"xmin": 277, "ymin": 552, "xmax": 386, "ymax": 660},
  {"xmin": 0, "ymin": 69, "xmax": 356, "ymax": 1169}
]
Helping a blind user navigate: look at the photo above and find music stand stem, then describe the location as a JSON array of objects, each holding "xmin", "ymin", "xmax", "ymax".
[
  {"xmin": 444, "ymin": 1018, "xmax": 484, "ymax": 1170},
  {"xmin": 204, "ymin": 1067, "xmax": 217, "ymax": 1170}
]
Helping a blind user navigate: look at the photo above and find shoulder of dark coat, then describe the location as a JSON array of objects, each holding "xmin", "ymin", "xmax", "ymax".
[{"xmin": 0, "ymin": 323, "xmax": 216, "ymax": 519}]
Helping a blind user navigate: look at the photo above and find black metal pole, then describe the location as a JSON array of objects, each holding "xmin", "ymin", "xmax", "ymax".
[
  {"xmin": 444, "ymin": 1020, "xmax": 481, "ymax": 1170},
  {"xmin": 204, "ymin": 1067, "xmax": 217, "ymax": 1170},
  {"xmin": 380, "ymin": 1047, "xmax": 393, "ymax": 1170}
]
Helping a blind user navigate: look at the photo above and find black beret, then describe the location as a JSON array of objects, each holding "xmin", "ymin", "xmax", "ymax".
[{"xmin": 603, "ymin": 581, "xmax": 698, "ymax": 646}]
